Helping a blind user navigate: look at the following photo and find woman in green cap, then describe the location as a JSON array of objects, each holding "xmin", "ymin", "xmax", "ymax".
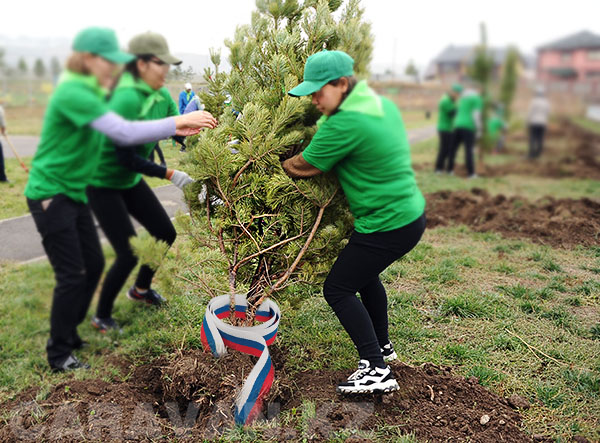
[
  {"xmin": 283, "ymin": 50, "xmax": 426, "ymax": 394},
  {"xmin": 25, "ymin": 27, "xmax": 217, "ymax": 373},
  {"xmin": 87, "ymin": 32, "xmax": 210, "ymax": 333}
]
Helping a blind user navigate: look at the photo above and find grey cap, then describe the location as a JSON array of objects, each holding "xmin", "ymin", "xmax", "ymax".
[{"xmin": 128, "ymin": 32, "xmax": 182, "ymax": 65}]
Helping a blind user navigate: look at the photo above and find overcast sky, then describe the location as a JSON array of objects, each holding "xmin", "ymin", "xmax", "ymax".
[{"xmin": 2, "ymin": 0, "xmax": 599, "ymax": 71}]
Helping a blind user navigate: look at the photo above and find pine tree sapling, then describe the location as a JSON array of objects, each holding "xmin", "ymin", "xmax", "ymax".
[
  {"xmin": 469, "ymin": 22, "xmax": 494, "ymax": 163},
  {"xmin": 185, "ymin": 0, "xmax": 372, "ymax": 323},
  {"xmin": 499, "ymin": 46, "xmax": 519, "ymax": 122}
]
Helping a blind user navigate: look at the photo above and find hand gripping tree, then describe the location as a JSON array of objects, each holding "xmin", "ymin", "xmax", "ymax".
[{"xmin": 184, "ymin": 0, "xmax": 373, "ymax": 323}]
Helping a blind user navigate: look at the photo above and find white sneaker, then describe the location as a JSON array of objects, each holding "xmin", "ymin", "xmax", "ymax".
[
  {"xmin": 381, "ymin": 342, "xmax": 398, "ymax": 362},
  {"xmin": 337, "ymin": 360, "xmax": 399, "ymax": 394}
]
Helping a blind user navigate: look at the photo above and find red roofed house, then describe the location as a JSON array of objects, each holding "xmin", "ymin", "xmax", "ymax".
[{"xmin": 537, "ymin": 30, "xmax": 600, "ymax": 97}]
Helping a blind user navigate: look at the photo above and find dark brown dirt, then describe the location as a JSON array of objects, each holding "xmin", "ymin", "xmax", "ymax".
[
  {"xmin": 425, "ymin": 188, "xmax": 600, "ymax": 248},
  {"xmin": 0, "ymin": 348, "xmax": 547, "ymax": 442}
]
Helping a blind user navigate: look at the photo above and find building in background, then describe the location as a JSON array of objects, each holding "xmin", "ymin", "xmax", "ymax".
[
  {"xmin": 536, "ymin": 30, "xmax": 600, "ymax": 98},
  {"xmin": 424, "ymin": 45, "xmax": 532, "ymax": 84}
]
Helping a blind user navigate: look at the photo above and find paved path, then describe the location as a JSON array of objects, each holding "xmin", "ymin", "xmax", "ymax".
[
  {"xmin": 0, "ymin": 185, "xmax": 187, "ymax": 264},
  {"xmin": 0, "ymin": 126, "xmax": 436, "ymax": 264},
  {"xmin": 2, "ymin": 135, "xmax": 39, "ymax": 158}
]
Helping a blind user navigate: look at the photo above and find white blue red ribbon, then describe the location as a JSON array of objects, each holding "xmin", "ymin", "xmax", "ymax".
[{"xmin": 200, "ymin": 294, "xmax": 280, "ymax": 425}]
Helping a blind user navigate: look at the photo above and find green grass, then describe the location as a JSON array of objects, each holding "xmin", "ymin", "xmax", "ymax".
[
  {"xmin": 2, "ymin": 105, "xmax": 46, "ymax": 135},
  {"xmin": 1, "ymin": 220, "xmax": 599, "ymax": 440},
  {"xmin": 1, "ymin": 127, "xmax": 599, "ymax": 440},
  {"xmin": 572, "ymin": 116, "xmax": 600, "ymax": 135}
]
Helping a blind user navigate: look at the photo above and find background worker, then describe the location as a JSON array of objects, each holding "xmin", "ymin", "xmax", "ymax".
[
  {"xmin": 434, "ymin": 83, "xmax": 462, "ymax": 173},
  {"xmin": 178, "ymin": 82, "xmax": 195, "ymax": 115},
  {"xmin": 25, "ymin": 27, "xmax": 216, "ymax": 373},
  {"xmin": 0, "ymin": 100, "xmax": 8, "ymax": 183},
  {"xmin": 447, "ymin": 86, "xmax": 483, "ymax": 178},
  {"xmin": 87, "ymin": 32, "xmax": 217, "ymax": 333},
  {"xmin": 527, "ymin": 85, "xmax": 551, "ymax": 159}
]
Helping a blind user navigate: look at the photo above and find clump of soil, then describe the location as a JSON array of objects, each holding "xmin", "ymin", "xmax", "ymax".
[
  {"xmin": 425, "ymin": 188, "xmax": 600, "ymax": 248},
  {"xmin": 0, "ymin": 348, "xmax": 545, "ymax": 442}
]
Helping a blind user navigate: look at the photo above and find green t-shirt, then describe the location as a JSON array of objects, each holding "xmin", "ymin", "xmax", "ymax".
[
  {"xmin": 437, "ymin": 94, "xmax": 455, "ymax": 132},
  {"xmin": 487, "ymin": 116, "xmax": 505, "ymax": 140},
  {"xmin": 89, "ymin": 72, "xmax": 179, "ymax": 189},
  {"xmin": 453, "ymin": 92, "xmax": 482, "ymax": 131},
  {"xmin": 302, "ymin": 81, "xmax": 425, "ymax": 234},
  {"xmin": 24, "ymin": 71, "xmax": 108, "ymax": 203}
]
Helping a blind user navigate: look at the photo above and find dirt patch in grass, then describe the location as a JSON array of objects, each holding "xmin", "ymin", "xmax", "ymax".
[
  {"xmin": 420, "ymin": 119, "xmax": 600, "ymax": 180},
  {"xmin": 425, "ymin": 188, "xmax": 600, "ymax": 249},
  {"xmin": 0, "ymin": 348, "xmax": 546, "ymax": 442}
]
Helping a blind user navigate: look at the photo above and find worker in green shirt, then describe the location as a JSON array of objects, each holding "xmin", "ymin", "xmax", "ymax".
[
  {"xmin": 488, "ymin": 103, "xmax": 507, "ymax": 153},
  {"xmin": 434, "ymin": 83, "xmax": 462, "ymax": 173},
  {"xmin": 283, "ymin": 50, "xmax": 426, "ymax": 395},
  {"xmin": 87, "ymin": 32, "xmax": 216, "ymax": 333},
  {"xmin": 447, "ymin": 87, "xmax": 483, "ymax": 178},
  {"xmin": 24, "ymin": 27, "xmax": 217, "ymax": 373}
]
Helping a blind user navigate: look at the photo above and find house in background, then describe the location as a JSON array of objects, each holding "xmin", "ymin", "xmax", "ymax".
[
  {"xmin": 424, "ymin": 45, "xmax": 530, "ymax": 84},
  {"xmin": 536, "ymin": 30, "xmax": 600, "ymax": 97}
]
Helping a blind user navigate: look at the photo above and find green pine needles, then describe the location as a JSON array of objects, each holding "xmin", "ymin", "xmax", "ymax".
[{"xmin": 183, "ymin": 0, "xmax": 373, "ymax": 321}]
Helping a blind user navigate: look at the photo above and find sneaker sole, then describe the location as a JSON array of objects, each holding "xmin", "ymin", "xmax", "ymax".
[
  {"xmin": 91, "ymin": 320, "xmax": 107, "ymax": 334},
  {"xmin": 383, "ymin": 351, "xmax": 398, "ymax": 362},
  {"xmin": 337, "ymin": 380, "xmax": 400, "ymax": 395}
]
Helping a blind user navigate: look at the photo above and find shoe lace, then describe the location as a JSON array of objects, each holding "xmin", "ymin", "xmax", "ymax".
[{"xmin": 347, "ymin": 361, "xmax": 371, "ymax": 381}]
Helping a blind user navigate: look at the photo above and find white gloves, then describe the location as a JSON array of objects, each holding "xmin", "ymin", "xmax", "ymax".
[{"xmin": 170, "ymin": 169, "xmax": 194, "ymax": 189}]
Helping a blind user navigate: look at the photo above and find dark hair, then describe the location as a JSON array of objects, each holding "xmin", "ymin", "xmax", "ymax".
[
  {"xmin": 328, "ymin": 76, "xmax": 357, "ymax": 115},
  {"xmin": 124, "ymin": 54, "xmax": 155, "ymax": 78}
]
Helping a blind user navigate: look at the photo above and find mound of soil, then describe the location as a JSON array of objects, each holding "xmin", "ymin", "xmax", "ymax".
[
  {"xmin": 425, "ymin": 188, "xmax": 600, "ymax": 248},
  {"xmin": 0, "ymin": 348, "xmax": 546, "ymax": 442}
]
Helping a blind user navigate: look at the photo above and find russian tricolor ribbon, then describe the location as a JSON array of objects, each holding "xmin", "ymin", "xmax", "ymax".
[{"xmin": 200, "ymin": 294, "xmax": 280, "ymax": 425}]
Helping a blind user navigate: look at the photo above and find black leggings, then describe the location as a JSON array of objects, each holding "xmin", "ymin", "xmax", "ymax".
[
  {"xmin": 434, "ymin": 130, "xmax": 454, "ymax": 172},
  {"xmin": 323, "ymin": 213, "xmax": 426, "ymax": 368},
  {"xmin": 528, "ymin": 124, "xmax": 546, "ymax": 158},
  {"xmin": 87, "ymin": 180, "xmax": 176, "ymax": 318},
  {"xmin": 448, "ymin": 128, "xmax": 475, "ymax": 175}
]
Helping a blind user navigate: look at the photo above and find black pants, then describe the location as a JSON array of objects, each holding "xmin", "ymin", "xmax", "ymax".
[
  {"xmin": 0, "ymin": 139, "xmax": 7, "ymax": 181},
  {"xmin": 448, "ymin": 128, "xmax": 475, "ymax": 175},
  {"xmin": 528, "ymin": 124, "xmax": 546, "ymax": 158},
  {"xmin": 323, "ymin": 213, "xmax": 426, "ymax": 368},
  {"xmin": 27, "ymin": 195, "xmax": 105, "ymax": 366},
  {"xmin": 434, "ymin": 130, "xmax": 454, "ymax": 172},
  {"xmin": 87, "ymin": 180, "xmax": 176, "ymax": 318}
]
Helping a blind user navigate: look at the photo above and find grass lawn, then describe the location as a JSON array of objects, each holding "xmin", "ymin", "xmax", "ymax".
[
  {"xmin": 1, "ymin": 214, "xmax": 598, "ymax": 440},
  {"xmin": 400, "ymin": 109, "xmax": 436, "ymax": 130},
  {"xmin": 0, "ymin": 125, "xmax": 598, "ymax": 441},
  {"xmin": 2, "ymin": 106, "xmax": 46, "ymax": 136},
  {"xmin": 572, "ymin": 116, "xmax": 600, "ymax": 135}
]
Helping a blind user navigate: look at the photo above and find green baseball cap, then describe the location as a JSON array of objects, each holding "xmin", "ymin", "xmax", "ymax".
[
  {"xmin": 451, "ymin": 83, "xmax": 464, "ymax": 93},
  {"xmin": 72, "ymin": 27, "xmax": 134, "ymax": 64},
  {"xmin": 288, "ymin": 50, "xmax": 355, "ymax": 97},
  {"xmin": 128, "ymin": 32, "xmax": 182, "ymax": 65}
]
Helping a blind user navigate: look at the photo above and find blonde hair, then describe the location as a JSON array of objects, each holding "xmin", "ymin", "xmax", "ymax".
[{"xmin": 66, "ymin": 52, "xmax": 91, "ymax": 75}]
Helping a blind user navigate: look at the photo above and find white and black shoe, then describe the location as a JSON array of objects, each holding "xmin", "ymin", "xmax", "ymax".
[
  {"xmin": 337, "ymin": 360, "xmax": 399, "ymax": 394},
  {"xmin": 50, "ymin": 354, "xmax": 90, "ymax": 373},
  {"xmin": 381, "ymin": 342, "xmax": 398, "ymax": 362}
]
